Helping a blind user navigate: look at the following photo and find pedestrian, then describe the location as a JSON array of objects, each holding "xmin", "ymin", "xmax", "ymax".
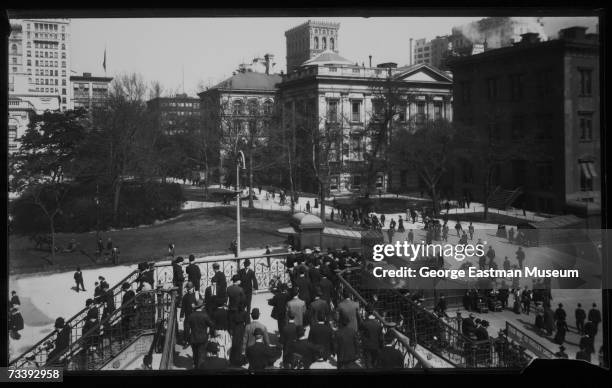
[
  {"xmin": 508, "ymin": 227, "xmax": 515, "ymax": 244},
  {"xmin": 588, "ymin": 303, "xmax": 602, "ymax": 338},
  {"xmin": 246, "ymin": 328, "xmax": 276, "ymax": 370},
  {"xmin": 335, "ymin": 314, "xmax": 360, "ymax": 370},
  {"xmin": 380, "ymin": 214, "xmax": 386, "ymax": 227},
  {"xmin": 269, "ymin": 283, "xmax": 290, "ymax": 336},
  {"xmin": 359, "ymin": 307, "xmax": 383, "ymax": 368},
  {"xmin": 468, "ymin": 222, "xmax": 474, "ymax": 240},
  {"xmin": 554, "ymin": 345, "xmax": 568, "ymax": 359},
  {"xmin": 96, "ymin": 237, "xmax": 104, "ymax": 254},
  {"xmin": 455, "ymin": 220, "xmax": 462, "ymax": 237},
  {"xmin": 9, "ymin": 306, "xmax": 24, "ymax": 340},
  {"xmin": 168, "ymin": 242, "xmax": 175, "ymax": 258},
  {"xmin": 186, "ymin": 254, "xmax": 202, "ymax": 292},
  {"xmin": 47, "ymin": 317, "xmax": 71, "ymax": 365},
  {"xmin": 181, "ymin": 282, "xmax": 197, "ymax": 347},
  {"xmin": 306, "ymin": 201, "xmax": 311, "ymax": 213},
  {"xmin": 516, "ymin": 246, "xmax": 525, "ymax": 269},
  {"xmin": 377, "ymin": 331, "xmax": 404, "ymax": 368},
  {"xmin": 172, "ymin": 257, "xmax": 185, "ymax": 300},
  {"xmin": 106, "ymin": 237, "xmax": 112, "ymax": 252},
  {"xmin": 398, "ymin": 216, "xmax": 405, "ymax": 233},
  {"xmin": 238, "ymin": 259, "xmax": 258, "ymax": 315},
  {"xmin": 575, "ymin": 303, "xmax": 586, "ymax": 334},
  {"xmin": 337, "ymin": 289, "xmax": 360, "ymax": 333},
  {"xmin": 554, "ymin": 318, "xmax": 568, "ymax": 345},
  {"xmin": 287, "ymin": 287, "xmax": 307, "ymax": 327},
  {"xmin": 211, "ymin": 263, "xmax": 228, "ymax": 304},
  {"xmin": 120, "ymin": 282, "xmax": 136, "ymax": 338},
  {"xmin": 486, "ymin": 246, "xmax": 496, "ymax": 268},
  {"xmin": 187, "ymin": 298, "xmax": 215, "ymax": 369},
  {"xmin": 74, "ymin": 267, "xmax": 86, "ymax": 292},
  {"xmin": 10, "ymin": 291, "xmax": 21, "ymax": 308},
  {"xmin": 242, "ymin": 308, "xmax": 270, "ymax": 355}
]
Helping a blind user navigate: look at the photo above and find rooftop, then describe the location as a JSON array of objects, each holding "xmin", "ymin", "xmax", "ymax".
[
  {"xmin": 302, "ymin": 50, "xmax": 354, "ymax": 67},
  {"xmin": 207, "ymin": 72, "xmax": 282, "ymax": 92}
]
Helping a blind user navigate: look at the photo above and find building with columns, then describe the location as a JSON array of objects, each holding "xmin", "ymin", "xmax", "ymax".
[{"xmin": 277, "ymin": 50, "xmax": 453, "ymax": 195}]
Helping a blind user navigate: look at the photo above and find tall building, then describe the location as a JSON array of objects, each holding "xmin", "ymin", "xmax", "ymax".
[
  {"xmin": 279, "ymin": 51, "xmax": 453, "ymax": 194},
  {"xmin": 9, "ymin": 19, "xmax": 71, "ymax": 111},
  {"xmin": 413, "ymin": 36, "xmax": 453, "ymax": 70},
  {"xmin": 413, "ymin": 38, "xmax": 432, "ymax": 65},
  {"xmin": 448, "ymin": 27, "xmax": 600, "ymax": 220},
  {"xmin": 69, "ymin": 72, "xmax": 113, "ymax": 111},
  {"xmin": 285, "ymin": 20, "xmax": 340, "ymax": 73},
  {"xmin": 146, "ymin": 93, "xmax": 202, "ymax": 135}
]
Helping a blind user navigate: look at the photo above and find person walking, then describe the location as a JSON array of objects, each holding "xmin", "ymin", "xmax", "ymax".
[
  {"xmin": 238, "ymin": 259, "xmax": 258, "ymax": 316},
  {"xmin": 287, "ymin": 288, "xmax": 307, "ymax": 327},
  {"xmin": 516, "ymin": 247, "xmax": 526, "ymax": 269},
  {"xmin": 74, "ymin": 267, "xmax": 86, "ymax": 292},
  {"xmin": 186, "ymin": 298, "xmax": 215, "ymax": 369},
  {"xmin": 280, "ymin": 311, "xmax": 298, "ymax": 368},
  {"xmin": 588, "ymin": 303, "xmax": 602, "ymax": 338},
  {"xmin": 181, "ymin": 282, "xmax": 197, "ymax": 347},
  {"xmin": 186, "ymin": 255, "xmax": 202, "ymax": 292},
  {"xmin": 454, "ymin": 221, "xmax": 462, "ymax": 237},
  {"xmin": 359, "ymin": 308, "xmax": 383, "ymax": 368},
  {"xmin": 172, "ymin": 257, "xmax": 185, "ymax": 300},
  {"xmin": 10, "ymin": 290, "xmax": 21, "ymax": 308},
  {"xmin": 376, "ymin": 331, "xmax": 404, "ymax": 368},
  {"xmin": 269, "ymin": 283, "xmax": 290, "ymax": 336},
  {"xmin": 9, "ymin": 306, "xmax": 24, "ymax": 340},
  {"xmin": 468, "ymin": 222, "xmax": 474, "ymax": 240},
  {"xmin": 575, "ymin": 303, "xmax": 586, "ymax": 334},
  {"xmin": 554, "ymin": 318, "xmax": 569, "ymax": 345},
  {"xmin": 246, "ymin": 328, "xmax": 275, "ymax": 370},
  {"xmin": 211, "ymin": 263, "xmax": 227, "ymax": 305},
  {"xmin": 337, "ymin": 290, "xmax": 360, "ymax": 333},
  {"xmin": 120, "ymin": 282, "xmax": 136, "ymax": 338},
  {"xmin": 335, "ymin": 315, "xmax": 360, "ymax": 370},
  {"xmin": 242, "ymin": 308, "xmax": 270, "ymax": 355},
  {"xmin": 226, "ymin": 275, "xmax": 246, "ymax": 335}
]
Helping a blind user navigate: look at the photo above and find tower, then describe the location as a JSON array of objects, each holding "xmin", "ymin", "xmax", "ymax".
[{"xmin": 285, "ymin": 20, "xmax": 340, "ymax": 73}]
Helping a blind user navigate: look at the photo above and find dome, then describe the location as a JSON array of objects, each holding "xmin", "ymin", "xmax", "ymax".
[{"xmin": 290, "ymin": 212, "xmax": 323, "ymax": 230}]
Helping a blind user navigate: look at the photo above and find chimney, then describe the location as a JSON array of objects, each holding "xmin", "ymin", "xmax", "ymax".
[
  {"xmin": 559, "ymin": 27, "xmax": 587, "ymax": 41},
  {"xmin": 264, "ymin": 53, "xmax": 275, "ymax": 75},
  {"xmin": 520, "ymin": 32, "xmax": 541, "ymax": 44},
  {"xmin": 369, "ymin": 55, "xmax": 372, "ymax": 68},
  {"xmin": 83, "ymin": 72, "xmax": 92, "ymax": 77}
]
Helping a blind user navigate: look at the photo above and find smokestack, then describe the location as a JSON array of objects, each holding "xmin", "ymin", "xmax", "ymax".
[
  {"xmin": 369, "ymin": 55, "xmax": 372, "ymax": 68},
  {"xmin": 409, "ymin": 38, "xmax": 413, "ymax": 65}
]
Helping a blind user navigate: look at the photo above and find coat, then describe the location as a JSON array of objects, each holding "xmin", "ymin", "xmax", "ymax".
[
  {"xmin": 270, "ymin": 291, "xmax": 290, "ymax": 322},
  {"xmin": 246, "ymin": 341, "xmax": 275, "ymax": 370},
  {"xmin": 359, "ymin": 318, "xmax": 383, "ymax": 351},
  {"xmin": 287, "ymin": 298, "xmax": 307, "ymax": 327},
  {"xmin": 212, "ymin": 271, "xmax": 228, "ymax": 300},
  {"xmin": 281, "ymin": 322, "xmax": 298, "ymax": 349},
  {"xmin": 238, "ymin": 268, "xmax": 258, "ymax": 295},
  {"xmin": 226, "ymin": 284, "xmax": 245, "ymax": 311},
  {"xmin": 186, "ymin": 263, "xmax": 201, "ymax": 284},
  {"xmin": 309, "ymin": 298, "xmax": 331, "ymax": 323},
  {"xmin": 242, "ymin": 321, "xmax": 270, "ymax": 354},
  {"xmin": 172, "ymin": 264, "xmax": 184, "ymax": 285},
  {"xmin": 295, "ymin": 275, "xmax": 313, "ymax": 304},
  {"xmin": 308, "ymin": 322, "xmax": 334, "ymax": 357},
  {"xmin": 335, "ymin": 326, "xmax": 359, "ymax": 363},
  {"xmin": 181, "ymin": 292, "xmax": 196, "ymax": 319},
  {"xmin": 187, "ymin": 310, "xmax": 215, "ymax": 344},
  {"xmin": 337, "ymin": 299, "xmax": 360, "ymax": 332},
  {"xmin": 377, "ymin": 346, "xmax": 404, "ymax": 368},
  {"xmin": 289, "ymin": 339, "xmax": 320, "ymax": 368},
  {"xmin": 318, "ymin": 277, "xmax": 334, "ymax": 303}
]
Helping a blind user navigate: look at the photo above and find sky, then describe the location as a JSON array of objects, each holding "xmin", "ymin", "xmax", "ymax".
[{"xmin": 66, "ymin": 16, "xmax": 598, "ymax": 97}]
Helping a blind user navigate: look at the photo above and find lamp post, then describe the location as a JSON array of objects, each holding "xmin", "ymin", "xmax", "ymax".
[{"xmin": 236, "ymin": 151, "xmax": 246, "ymax": 258}]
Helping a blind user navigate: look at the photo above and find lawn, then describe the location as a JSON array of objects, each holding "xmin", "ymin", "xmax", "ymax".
[{"xmin": 9, "ymin": 207, "xmax": 291, "ymax": 275}]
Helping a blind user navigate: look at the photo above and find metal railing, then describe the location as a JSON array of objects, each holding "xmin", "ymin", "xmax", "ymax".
[
  {"xmin": 338, "ymin": 268, "xmax": 533, "ymax": 369},
  {"xmin": 505, "ymin": 321, "xmax": 554, "ymax": 360},
  {"xmin": 43, "ymin": 289, "xmax": 177, "ymax": 370},
  {"xmin": 159, "ymin": 293, "xmax": 178, "ymax": 370}
]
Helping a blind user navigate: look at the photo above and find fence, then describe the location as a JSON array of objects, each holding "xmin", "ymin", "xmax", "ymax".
[{"xmin": 505, "ymin": 321, "xmax": 555, "ymax": 360}]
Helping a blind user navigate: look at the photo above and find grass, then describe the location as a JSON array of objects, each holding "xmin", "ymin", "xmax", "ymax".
[{"xmin": 9, "ymin": 207, "xmax": 290, "ymax": 275}]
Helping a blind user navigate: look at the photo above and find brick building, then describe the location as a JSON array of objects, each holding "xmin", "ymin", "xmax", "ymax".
[
  {"xmin": 448, "ymin": 27, "xmax": 600, "ymax": 218},
  {"xmin": 146, "ymin": 93, "xmax": 202, "ymax": 135}
]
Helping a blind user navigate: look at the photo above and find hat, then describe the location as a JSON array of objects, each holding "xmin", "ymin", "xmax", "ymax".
[
  {"xmin": 54, "ymin": 317, "xmax": 65, "ymax": 329},
  {"xmin": 559, "ymin": 345, "xmax": 566, "ymax": 351},
  {"xmin": 232, "ymin": 275, "xmax": 240, "ymax": 283},
  {"xmin": 243, "ymin": 259, "xmax": 251, "ymax": 267},
  {"xmin": 193, "ymin": 298, "xmax": 205, "ymax": 310},
  {"xmin": 212, "ymin": 263, "xmax": 220, "ymax": 270},
  {"xmin": 175, "ymin": 256, "xmax": 184, "ymax": 263},
  {"xmin": 122, "ymin": 282, "xmax": 131, "ymax": 290},
  {"xmin": 189, "ymin": 254, "xmax": 195, "ymax": 262},
  {"xmin": 186, "ymin": 281, "xmax": 194, "ymax": 289}
]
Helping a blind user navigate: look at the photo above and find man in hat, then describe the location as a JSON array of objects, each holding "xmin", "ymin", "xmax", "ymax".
[
  {"xmin": 204, "ymin": 277, "xmax": 218, "ymax": 315},
  {"xmin": 246, "ymin": 328, "xmax": 275, "ymax": 370},
  {"xmin": 280, "ymin": 311, "xmax": 298, "ymax": 368},
  {"xmin": 198, "ymin": 341, "xmax": 229, "ymax": 370},
  {"xmin": 9, "ymin": 306, "xmax": 24, "ymax": 340},
  {"xmin": 289, "ymin": 325, "xmax": 320, "ymax": 369},
  {"xmin": 121, "ymin": 282, "xmax": 136, "ymax": 338},
  {"xmin": 575, "ymin": 303, "xmax": 586, "ymax": 334},
  {"xmin": 186, "ymin": 297, "xmax": 215, "ymax": 369},
  {"xmin": 181, "ymin": 282, "xmax": 197, "ymax": 347},
  {"xmin": 359, "ymin": 307, "xmax": 383, "ymax": 368},
  {"xmin": 335, "ymin": 314, "xmax": 360, "ymax": 369},
  {"xmin": 309, "ymin": 287, "xmax": 330, "ymax": 324},
  {"xmin": 308, "ymin": 311, "xmax": 334, "ymax": 361},
  {"xmin": 47, "ymin": 317, "xmax": 71, "ymax": 365},
  {"xmin": 242, "ymin": 308, "xmax": 270, "ymax": 355},
  {"xmin": 269, "ymin": 282, "xmax": 290, "ymax": 336},
  {"xmin": 85, "ymin": 298, "xmax": 99, "ymax": 321},
  {"xmin": 172, "ymin": 257, "xmax": 185, "ymax": 300},
  {"xmin": 462, "ymin": 313, "xmax": 476, "ymax": 337},
  {"xmin": 74, "ymin": 267, "xmax": 85, "ymax": 292},
  {"xmin": 211, "ymin": 263, "xmax": 227, "ymax": 304},
  {"xmin": 226, "ymin": 275, "xmax": 245, "ymax": 334},
  {"xmin": 238, "ymin": 259, "xmax": 258, "ymax": 315},
  {"xmin": 186, "ymin": 255, "xmax": 201, "ymax": 292},
  {"xmin": 9, "ymin": 290, "xmax": 20, "ymax": 309},
  {"xmin": 554, "ymin": 303, "xmax": 567, "ymax": 323},
  {"xmin": 587, "ymin": 303, "xmax": 602, "ymax": 338},
  {"xmin": 295, "ymin": 267, "xmax": 313, "ymax": 307}
]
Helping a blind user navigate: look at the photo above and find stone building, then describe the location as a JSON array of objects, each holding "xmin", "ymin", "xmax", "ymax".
[
  {"xmin": 285, "ymin": 20, "xmax": 340, "ymax": 73},
  {"xmin": 69, "ymin": 72, "xmax": 113, "ymax": 111},
  {"xmin": 448, "ymin": 27, "xmax": 600, "ymax": 219}
]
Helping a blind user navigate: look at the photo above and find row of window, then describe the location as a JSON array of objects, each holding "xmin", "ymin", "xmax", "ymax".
[
  {"xmin": 313, "ymin": 36, "xmax": 335, "ymax": 51},
  {"xmin": 25, "ymin": 68, "xmax": 67, "ymax": 77},
  {"xmin": 30, "ymin": 23, "xmax": 65, "ymax": 32},
  {"xmin": 459, "ymin": 67, "xmax": 593, "ymax": 103},
  {"xmin": 27, "ymin": 60, "xmax": 65, "ymax": 68},
  {"xmin": 29, "ymin": 32, "xmax": 65, "ymax": 40},
  {"xmin": 327, "ymin": 99, "xmax": 444, "ymax": 123},
  {"xmin": 231, "ymin": 100, "xmax": 274, "ymax": 115},
  {"xmin": 161, "ymin": 101, "xmax": 200, "ymax": 109},
  {"xmin": 29, "ymin": 51, "xmax": 66, "ymax": 59}
]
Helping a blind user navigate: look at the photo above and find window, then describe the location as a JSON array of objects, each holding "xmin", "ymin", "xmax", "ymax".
[
  {"xmin": 536, "ymin": 69, "xmax": 553, "ymax": 96},
  {"xmin": 350, "ymin": 135, "xmax": 362, "ymax": 158},
  {"xmin": 62, "ymin": 88, "xmax": 66, "ymax": 95},
  {"xmin": 232, "ymin": 100, "xmax": 243, "ymax": 115},
  {"xmin": 398, "ymin": 102, "xmax": 407, "ymax": 122},
  {"xmin": 61, "ymin": 44, "xmax": 65, "ymax": 50},
  {"xmin": 511, "ymin": 115, "xmax": 525, "ymax": 140},
  {"xmin": 62, "ymin": 97, "xmax": 66, "ymax": 104},
  {"xmin": 314, "ymin": 37, "xmax": 319, "ymax": 50},
  {"xmin": 232, "ymin": 120, "xmax": 241, "ymax": 133},
  {"xmin": 322, "ymin": 37, "xmax": 327, "ymax": 50},
  {"xmin": 579, "ymin": 68, "xmax": 592, "ymax": 96},
  {"xmin": 27, "ymin": 60, "xmax": 31, "ymax": 66},
  {"xmin": 416, "ymin": 101, "xmax": 426, "ymax": 124},
  {"xmin": 247, "ymin": 99, "xmax": 259, "ymax": 115},
  {"xmin": 263, "ymin": 100, "xmax": 273, "ymax": 115},
  {"xmin": 352, "ymin": 175, "xmax": 361, "ymax": 189},
  {"xmin": 579, "ymin": 113, "xmax": 593, "ymax": 141},
  {"xmin": 330, "ymin": 37, "xmax": 335, "ymax": 50},
  {"xmin": 329, "ymin": 176, "xmax": 339, "ymax": 191},
  {"xmin": 509, "ymin": 74, "xmax": 524, "ymax": 101},
  {"xmin": 349, "ymin": 101, "xmax": 363, "ymax": 122},
  {"xmin": 579, "ymin": 161, "xmax": 595, "ymax": 191},
  {"xmin": 62, "ymin": 52, "xmax": 66, "ymax": 59},
  {"xmin": 434, "ymin": 102, "xmax": 443, "ymax": 120},
  {"xmin": 327, "ymin": 99, "xmax": 338, "ymax": 123},
  {"xmin": 372, "ymin": 100, "xmax": 384, "ymax": 118},
  {"xmin": 537, "ymin": 163, "xmax": 553, "ymax": 190},
  {"xmin": 12, "ymin": 67, "xmax": 17, "ymax": 73},
  {"xmin": 536, "ymin": 114, "xmax": 553, "ymax": 140},
  {"xmin": 486, "ymin": 77, "xmax": 498, "ymax": 100}
]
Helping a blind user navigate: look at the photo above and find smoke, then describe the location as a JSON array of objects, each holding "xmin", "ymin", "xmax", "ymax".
[{"xmin": 454, "ymin": 17, "xmax": 548, "ymax": 49}]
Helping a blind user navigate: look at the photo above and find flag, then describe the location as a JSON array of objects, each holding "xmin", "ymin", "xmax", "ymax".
[{"xmin": 103, "ymin": 49, "xmax": 106, "ymax": 72}]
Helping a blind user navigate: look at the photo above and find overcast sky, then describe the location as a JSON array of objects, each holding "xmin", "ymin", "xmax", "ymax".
[{"xmin": 65, "ymin": 16, "xmax": 598, "ymax": 97}]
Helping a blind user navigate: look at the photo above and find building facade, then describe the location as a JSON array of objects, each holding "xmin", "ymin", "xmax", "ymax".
[
  {"xmin": 10, "ymin": 19, "xmax": 71, "ymax": 111},
  {"xmin": 278, "ymin": 52, "xmax": 453, "ymax": 195},
  {"xmin": 285, "ymin": 20, "xmax": 340, "ymax": 73},
  {"xmin": 198, "ymin": 70, "xmax": 282, "ymax": 184},
  {"xmin": 146, "ymin": 94, "xmax": 202, "ymax": 135},
  {"xmin": 69, "ymin": 72, "xmax": 113, "ymax": 111},
  {"xmin": 449, "ymin": 27, "xmax": 600, "ymax": 217},
  {"xmin": 413, "ymin": 38, "xmax": 432, "ymax": 66}
]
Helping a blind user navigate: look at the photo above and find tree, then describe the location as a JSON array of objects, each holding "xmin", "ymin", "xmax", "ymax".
[
  {"xmin": 9, "ymin": 108, "xmax": 89, "ymax": 260},
  {"xmin": 390, "ymin": 119, "xmax": 457, "ymax": 214}
]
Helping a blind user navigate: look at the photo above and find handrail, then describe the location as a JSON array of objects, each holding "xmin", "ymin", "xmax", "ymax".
[
  {"xmin": 336, "ymin": 266, "xmax": 432, "ymax": 370},
  {"xmin": 505, "ymin": 321, "xmax": 554, "ymax": 359},
  {"xmin": 159, "ymin": 289, "xmax": 178, "ymax": 369}
]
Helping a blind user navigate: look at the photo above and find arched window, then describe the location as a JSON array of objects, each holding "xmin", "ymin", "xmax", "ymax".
[
  {"xmin": 330, "ymin": 38, "xmax": 335, "ymax": 50},
  {"xmin": 322, "ymin": 37, "xmax": 327, "ymax": 50},
  {"xmin": 314, "ymin": 36, "xmax": 319, "ymax": 50},
  {"xmin": 232, "ymin": 100, "xmax": 244, "ymax": 115},
  {"xmin": 263, "ymin": 100, "xmax": 273, "ymax": 115}
]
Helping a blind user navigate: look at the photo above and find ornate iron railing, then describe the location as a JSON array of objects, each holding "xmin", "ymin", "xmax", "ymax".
[
  {"xmin": 42, "ymin": 289, "xmax": 177, "ymax": 370},
  {"xmin": 159, "ymin": 292, "xmax": 178, "ymax": 370},
  {"xmin": 338, "ymin": 268, "xmax": 533, "ymax": 369},
  {"xmin": 505, "ymin": 321, "xmax": 554, "ymax": 359}
]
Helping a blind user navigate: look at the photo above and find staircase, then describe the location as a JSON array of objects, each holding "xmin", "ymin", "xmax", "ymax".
[{"xmin": 487, "ymin": 186, "xmax": 523, "ymax": 210}]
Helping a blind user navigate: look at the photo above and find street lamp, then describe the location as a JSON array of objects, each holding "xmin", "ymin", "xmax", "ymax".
[{"xmin": 236, "ymin": 151, "xmax": 246, "ymax": 258}]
